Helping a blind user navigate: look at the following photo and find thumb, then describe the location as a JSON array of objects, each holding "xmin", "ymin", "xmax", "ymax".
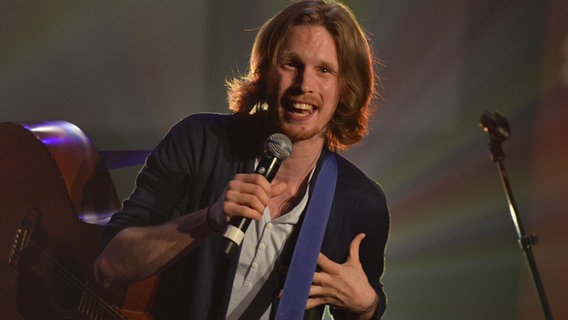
[
  {"xmin": 348, "ymin": 233, "xmax": 366, "ymax": 265},
  {"xmin": 270, "ymin": 182, "xmax": 287, "ymax": 198}
]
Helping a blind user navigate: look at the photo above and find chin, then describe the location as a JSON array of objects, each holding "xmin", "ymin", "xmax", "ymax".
[{"xmin": 278, "ymin": 125, "xmax": 325, "ymax": 144}]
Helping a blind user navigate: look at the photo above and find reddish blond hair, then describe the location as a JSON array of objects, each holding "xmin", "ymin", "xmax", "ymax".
[{"xmin": 227, "ymin": 0, "xmax": 380, "ymax": 149}]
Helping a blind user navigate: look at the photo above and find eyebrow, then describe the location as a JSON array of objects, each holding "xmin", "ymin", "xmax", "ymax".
[{"xmin": 278, "ymin": 51, "xmax": 339, "ymax": 71}]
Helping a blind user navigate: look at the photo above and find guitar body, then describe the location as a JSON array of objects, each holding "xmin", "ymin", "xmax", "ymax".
[{"xmin": 0, "ymin": 121, "xmax": 155, "ymax": 319}]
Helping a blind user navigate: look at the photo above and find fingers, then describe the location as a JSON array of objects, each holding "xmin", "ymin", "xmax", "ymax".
[
  {"xmin": 226, "ymin": 180, "xmax": 269, "ymax": 211},
  {"xmin": 306, "ymin": 295, "xmax": 328, "ymax": 310},
  {"xmin": 222, "ymin": 173, "xmax": 286, "ymax": 220},
  {"xmin": 312, "ymin": 263, "xmax": 333, "ymax": 286},
  {"xmin": 307, "ymin": 276, "xmax": 334, "ymax": 309},
  {"xmin": 307, "ymin": 234, "xmax": 369, "ymax": 311},
  {"xmin": 347, "ymin": 233, "xmax": 366, "ymax": 264},
  {"xmin": 317, "ymin": 252, "xmax": 338, "ymax": 273},
  {"xmin": 317, "ymin": 233, "xmax": 366, "ymax": 272}
]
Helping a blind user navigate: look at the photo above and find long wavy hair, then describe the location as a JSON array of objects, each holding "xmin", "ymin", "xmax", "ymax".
[{"xmin": 226, "ymin": 0, "xmax": 380, "ymax": 150}]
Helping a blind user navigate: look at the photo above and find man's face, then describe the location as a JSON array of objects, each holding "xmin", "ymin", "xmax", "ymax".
[{"xmin": 267, "ymin": 24, "xmax": 340, "ymax": 144}]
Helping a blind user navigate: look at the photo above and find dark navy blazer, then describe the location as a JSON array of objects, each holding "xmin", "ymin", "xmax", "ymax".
[{"xmin": 103, "ymin": 113, "xmax": 390, "ymax": 319}]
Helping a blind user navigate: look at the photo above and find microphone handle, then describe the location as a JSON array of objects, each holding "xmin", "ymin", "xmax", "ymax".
[
  {"xmin": 223, "ymin": 217, "xmax": 251, "ymax": 255},
  {"xmin": 222, "ymin": 155, "xmax": 281, "ymax": 255}
]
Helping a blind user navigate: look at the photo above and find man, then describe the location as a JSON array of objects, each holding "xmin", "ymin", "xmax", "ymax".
[{"xmin": 95, "ymin": 1, "xmax": 390, "ymax": 319}]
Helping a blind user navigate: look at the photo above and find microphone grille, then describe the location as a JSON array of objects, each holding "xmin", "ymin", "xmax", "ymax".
[{"xmin": 264, "ymin": 133, "xmax": 292, "ymax": 160}]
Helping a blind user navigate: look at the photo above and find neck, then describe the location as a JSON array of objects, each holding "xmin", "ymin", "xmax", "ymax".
[
  {"xmin": 267, "ymin": 136, "xmax": 325, "ymax": 218},
  {"xmin": 279, "ymin": 137, "xmax": 324, "ymax": 181}
]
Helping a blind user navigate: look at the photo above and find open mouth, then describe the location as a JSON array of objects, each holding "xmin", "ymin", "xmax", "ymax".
[
  {"xmin": 285, "ymin": 100, "xmax": 319, "ymax": 118},
  {"xmin": 290, "ymin": 103, "xmax": 315, "ymax": 114}
]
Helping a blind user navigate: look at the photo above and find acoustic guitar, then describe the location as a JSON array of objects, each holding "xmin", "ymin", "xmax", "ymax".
[{"xmin": 0, "ymin": 121, "xmax": 156, "ymax": 319}]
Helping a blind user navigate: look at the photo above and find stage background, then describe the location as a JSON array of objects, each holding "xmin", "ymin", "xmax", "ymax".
[{"xmin": 1, "ymin": 0, "xmax": 566, "ymax": 319}]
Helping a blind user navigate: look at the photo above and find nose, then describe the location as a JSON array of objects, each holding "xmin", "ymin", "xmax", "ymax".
[{"xmin": 298, "ymin": 69, "xmax": 315, "ymax": 93}]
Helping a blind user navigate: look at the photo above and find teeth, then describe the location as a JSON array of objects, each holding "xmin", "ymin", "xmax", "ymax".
[{"xmin": 292, "ymin": 103, "xmax": 313, "ymax": 111}]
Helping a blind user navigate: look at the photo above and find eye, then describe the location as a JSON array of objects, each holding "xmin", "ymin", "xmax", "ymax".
[
  {"xmin": 281, "ymin": 60, "xmax": 297, "ymax": 69},
  {"xmin": 318, "ymin": 66, "xmax": 337, "ymax": 76}
]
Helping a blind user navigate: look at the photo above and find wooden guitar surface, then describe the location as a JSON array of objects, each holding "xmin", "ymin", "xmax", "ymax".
[{"xmin": 0, "ymin": 121, "xmax": 155, "ymax": 319}]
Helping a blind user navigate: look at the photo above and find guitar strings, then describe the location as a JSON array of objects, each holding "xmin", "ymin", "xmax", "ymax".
[
  {"xmin": 19, "ymin": 232, "xmax": 127, "ymax": 320},
  {"xmin": 25, "ymin": 236, "xmax": 126, "ymax": 319},
  {"xmin": 26, "ymin": 241, "xmax": 124, "ymax": 319}
]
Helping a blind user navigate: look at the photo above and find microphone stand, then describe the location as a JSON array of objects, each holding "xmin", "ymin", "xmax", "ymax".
[{"xmin": 479, "ymin": 111, "xmax": 553, "ymax": 320}]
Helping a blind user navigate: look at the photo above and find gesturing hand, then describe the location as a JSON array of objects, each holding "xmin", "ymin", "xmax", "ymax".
[{"xmin": 307, "ymin": 233, "xmax": 378, "ymax": 319}]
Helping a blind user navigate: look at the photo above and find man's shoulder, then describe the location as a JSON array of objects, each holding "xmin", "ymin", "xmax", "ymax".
[
  {"xmin": 166, "ymin": 112, "xmax": 255, "ymax": 141},
  {"xmin": 334, "ymin": 153, "xmax": 381, "ymax": 186},
  {"xmin": 173, "ymin": 112, "xmax": 238, "ymax": 131},
  {"xmin": 160, "ymin": 112, "xmax": 258, "ymax": 161},
  {"xmin": 332, "ymin": 152, "xmax": 387, "ymax": 203}
]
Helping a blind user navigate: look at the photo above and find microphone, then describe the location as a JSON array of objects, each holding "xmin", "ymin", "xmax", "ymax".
[
  {"xmin": 222, "ymin": 133, "xmax": 292, "ymax": 255},
  {"xmin": 479, "ymin": 111, "xmax": 510, "ymax": 142}
]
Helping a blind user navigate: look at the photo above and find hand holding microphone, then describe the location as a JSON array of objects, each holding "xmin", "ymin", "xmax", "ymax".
[{"xmin": 222, "ymin": 133, "xmax": 292, "ymax": 255}]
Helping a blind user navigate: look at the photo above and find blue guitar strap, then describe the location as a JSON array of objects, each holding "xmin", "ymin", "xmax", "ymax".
[{"xmin": 275, "ymin": 153, "xmax": 338, "ymax": 320}]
